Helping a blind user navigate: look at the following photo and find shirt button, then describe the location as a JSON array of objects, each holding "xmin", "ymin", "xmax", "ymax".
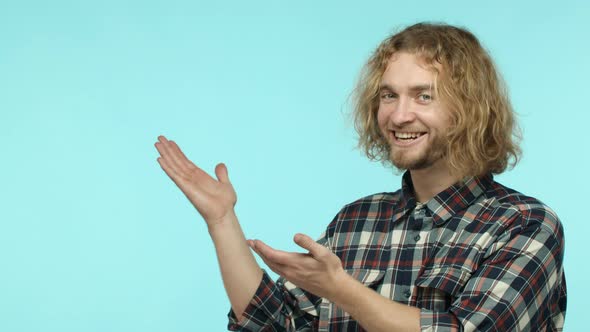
[
  {"xmin": 404, "ymin": 289, "xmax": 411, "ymax": 298},
  {"xmin": 414, "ymin": 234, "xmax": 421, "ymax": 241}
]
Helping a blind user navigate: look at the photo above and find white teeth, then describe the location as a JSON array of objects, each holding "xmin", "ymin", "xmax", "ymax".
[{"xmin": 394, "ymin": 132, "xmax": 424, "ymax": 139}]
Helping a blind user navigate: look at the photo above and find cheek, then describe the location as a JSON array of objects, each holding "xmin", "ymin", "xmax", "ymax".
[
  {"xmin": 376, "ymin": 107, "xmax": 388, "ymax": 128},
  {"xmin": 434, "ymin": 106, "xmax": 452, "ymax": 129},
  {"xmin": 439, "ymin": 114, "xmax": 452, "ymax": 131},
  {"xmin": 421, "ymin": 111, "xmax": 451, "ymax": 131}
]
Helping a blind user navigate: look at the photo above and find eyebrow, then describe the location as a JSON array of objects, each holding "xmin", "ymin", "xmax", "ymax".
[{"xmin": 379, "ymin": 83, "xmax": 434, "ymax": 93}]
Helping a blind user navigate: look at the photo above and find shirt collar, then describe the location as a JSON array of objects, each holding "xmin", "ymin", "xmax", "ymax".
[{"xmin": 399, "ymin": 171, "xmax": 493, "ymax": 226}]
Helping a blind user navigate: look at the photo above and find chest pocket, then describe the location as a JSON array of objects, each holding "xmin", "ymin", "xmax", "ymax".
[
  {"xmin": 347, "ymin": 268, "xmax": 386, "ymax": 292},
  {"xmin": 414, "ymin": 266, "xmax": 471, "ymax": 311}
]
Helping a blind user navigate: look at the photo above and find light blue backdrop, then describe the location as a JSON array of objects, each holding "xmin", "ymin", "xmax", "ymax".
[{"xmin": 1, "ymin": 0, "xmax": 587, "ymax": 331}]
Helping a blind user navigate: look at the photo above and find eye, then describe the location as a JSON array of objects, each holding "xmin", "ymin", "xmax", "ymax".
[
  {"xmin": 417, "ymin": 93, "xmax": 433, "ymax": 102},
  {"xmin": 380, "ymin": 92, "xmax": 397, "ymax": 101}
]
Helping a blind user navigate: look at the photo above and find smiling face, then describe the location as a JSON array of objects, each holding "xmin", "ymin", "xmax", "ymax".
[{"xmin": 377, "ymin": 52, "xmax": 450, "ymax": 171}]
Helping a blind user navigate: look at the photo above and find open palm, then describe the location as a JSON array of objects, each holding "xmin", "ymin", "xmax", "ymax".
[{"xmin": 154, "ymin": 135, "xmax": 237, "ymax": 225}]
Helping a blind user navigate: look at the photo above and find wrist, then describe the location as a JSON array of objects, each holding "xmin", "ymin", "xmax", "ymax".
[
  {"xmin": 326, "ymin": 269, "xmax": 355, "ymax": 303},
  {"xmin": 207, "ymin": 209, "xmax": 238, "ymax": 234}
]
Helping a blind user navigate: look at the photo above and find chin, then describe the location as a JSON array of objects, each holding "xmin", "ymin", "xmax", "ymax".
[{"xmin": 391, "ymin": 152, "xmax": 425, "ymax": 168}]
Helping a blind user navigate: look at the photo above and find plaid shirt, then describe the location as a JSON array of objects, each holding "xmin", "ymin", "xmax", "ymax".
[{"xmin": 228, "ymin": 172, "xmax": 567, "ymax": 331}]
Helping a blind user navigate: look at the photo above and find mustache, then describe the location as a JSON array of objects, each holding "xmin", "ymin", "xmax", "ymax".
[{"xmin": 387, "ymin": 128, "xmax": 428, "ymax": 132}]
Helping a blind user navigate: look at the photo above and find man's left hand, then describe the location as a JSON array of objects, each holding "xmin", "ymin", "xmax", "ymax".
[{"xmin": 248, "ymin": 234, "xmax": 346, "ymax": 300}]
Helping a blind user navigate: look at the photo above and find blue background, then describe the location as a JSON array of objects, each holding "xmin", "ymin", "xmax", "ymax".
[{"xmin": 1, "ymin": 0, "xmax": 587, "ymax": 330}]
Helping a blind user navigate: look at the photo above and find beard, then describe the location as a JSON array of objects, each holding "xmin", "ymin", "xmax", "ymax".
[{"xmin": 388, "ymin": 133, "xmax": 447, "ymax": 170}]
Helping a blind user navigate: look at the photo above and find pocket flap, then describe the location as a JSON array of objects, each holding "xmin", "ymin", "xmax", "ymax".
[
  {"xmin": 415, "ymin": 266, "xmax": 471, "ymax": 296},
  {"xmin": 348, "ymin": 268, "xmax": 386, "ymax": 285}
]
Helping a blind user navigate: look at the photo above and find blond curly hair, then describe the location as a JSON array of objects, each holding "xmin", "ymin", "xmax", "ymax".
[{"xmin": 353, "ymin": 22, "xmax": 521, "ymax": 177}]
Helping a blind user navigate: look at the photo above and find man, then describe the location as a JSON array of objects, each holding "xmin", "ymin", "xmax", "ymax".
[{"xmin": 154, "ymin": 22, "xmax": 566, "ymax": 331}]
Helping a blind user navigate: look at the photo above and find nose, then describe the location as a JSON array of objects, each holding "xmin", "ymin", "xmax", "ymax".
[{"xmin": 390, "ymin": 97, "xmax": 416, "ymax": 126}]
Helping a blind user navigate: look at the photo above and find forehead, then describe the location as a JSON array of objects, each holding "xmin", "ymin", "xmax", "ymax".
[{"xmin": 381, "ymin": 52, "xmax": 439, "ymax": 88}]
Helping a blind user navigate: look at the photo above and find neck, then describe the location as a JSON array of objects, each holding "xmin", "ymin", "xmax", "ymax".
[{"xmin": 409, "ymin": 161, "xmax": 460, "ymax": 203}]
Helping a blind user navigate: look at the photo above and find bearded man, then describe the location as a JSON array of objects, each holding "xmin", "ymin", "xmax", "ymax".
[{"xmin": 155, "ymin": 22, "xmax": 566, "ymax": 331}]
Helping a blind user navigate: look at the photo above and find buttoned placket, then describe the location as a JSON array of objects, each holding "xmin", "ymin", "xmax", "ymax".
[
  {"xmin": 398, "ymin": 202, "xmax": 430, "ymax": 302},
  {"xmin": 412, "ymin": 203, "xmax": 426, "ymax": 242}
]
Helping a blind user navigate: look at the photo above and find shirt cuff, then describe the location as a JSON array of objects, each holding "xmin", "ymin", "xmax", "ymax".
[
  {"xmin": 227, "ymin": 269, "xmax": 281, "ymax": 331},
  {"xmin": 420, "ymin": 308, "xmax": 461, "ymax": 332}
]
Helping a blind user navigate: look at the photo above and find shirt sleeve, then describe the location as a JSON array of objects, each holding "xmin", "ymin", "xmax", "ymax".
[
  {"xmin": 226, "ymin": 270, "xmax": 321, "ymax": 331},
  {"xmin": 226, "ymin": 233, "xmax": 332, "ymax": 331},
  {"xmin": 420, "ymin": 210, "xmax": 566, "ymax": 332}
]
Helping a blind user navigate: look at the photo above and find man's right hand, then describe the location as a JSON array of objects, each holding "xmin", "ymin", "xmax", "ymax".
[{"xmin": 154, "ymin": 135, "xmax": 237, "ymax": 227}]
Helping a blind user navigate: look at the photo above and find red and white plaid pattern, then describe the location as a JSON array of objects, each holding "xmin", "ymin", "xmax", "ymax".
[{"xmin": 228, "ymin": 172, "xmax": 566, "ymax": 331}]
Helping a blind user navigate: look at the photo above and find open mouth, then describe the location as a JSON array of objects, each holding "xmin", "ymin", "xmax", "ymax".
[{"xmin": 394, "ymin": 131, "xmax": 427, "ymax": 142}]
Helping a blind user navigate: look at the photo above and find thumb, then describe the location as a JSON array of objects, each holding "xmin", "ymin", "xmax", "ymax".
[
  {"xmin": 294, "ymin": 233, "xmax": 328, "ymax": 258},
  {"xmin": 214, "ymin": 163, "xmax": 231, "ymax": 184}
]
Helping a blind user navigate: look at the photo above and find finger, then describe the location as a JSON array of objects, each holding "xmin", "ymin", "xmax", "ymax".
[
  {"xmin": 294, "ymin": 233, "xmax": 329, "ymax": 259},
  {"xmin": 163, "ymin": 139, "xmax": 217, "ymax": 185},
  {"xmin": 252, "ymin": 240, "xmax": 292, "ymax": 265},
  {"xmin": 253, "ymin": 240, "xmax": 311, "ymax": 267},
  {"xmin": 262, "ymin": 258, "xmax": 287, "ymax": 276},
  {"xmin": 157, "ymin": 156, "xmax": 183, "ymax": 186},
  {"xmin": 214, "ymin": 163, "xmax": 231, "ymax": 184},
  {"xmin": 251, "ymin": 244, "xmax": 288, "ymax": 275},
  {"xmin": 168, "ymin": 140, "xmax": 198, "ymax": 173},
  {"xmin": 155, "ymin": 137, "xmax": 183, "ymax": 176},
  {"xmin": 163, "ymin": 139, "xmax": 192, "ymax": 175}
]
